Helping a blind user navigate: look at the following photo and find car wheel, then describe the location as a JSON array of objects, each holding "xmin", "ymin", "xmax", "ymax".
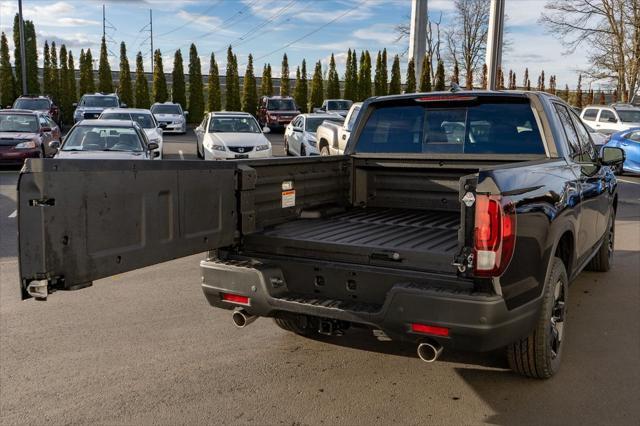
[
  {"xmin": 273, "ymin": 314, "xmax": 316, "ymax": 337},
  {"xmin": 320, "ymin": 145, "xmax": 330, "ymax": 156},
  {"xmin": 586, "ymin": 207, "xmax": 614, "ymax": 272},
  {"xmin": 284, "ymin": 137, "xmax": 291, "ymax": 156},
  {"xmin": 507, "ymin": 257, "xmax": 568, "ymax": 379},
  {"xmin": 300, "ymin": 144, "xmax": 306, "ymax": 157},
  {"xmin": 197, "ymin": 140, "xmax": 204, "ymax": 159}
]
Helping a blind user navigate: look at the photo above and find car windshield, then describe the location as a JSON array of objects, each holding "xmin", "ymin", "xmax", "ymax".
[
  {"xmin": 327, "ymin": 100, "xmax": 352, "ymax": 110},
  {"xmin": 101, "ymin": 112, "xmax": 155, "ymax": 129},
  {"xmin": 81, "ymin": 96, "xmax": 119, "ymax": 108},
  {"xmin": 306, "ymin": 117, "xmax": 344, "ymax": 133},
  {"xmin": 152, "ymin": 104, "xmax": 182, "ymax": 114},
  {"xmin": 62, "ymin": 126, "xmax": 143, "ymax": 152},
  {"xmin": 14, "ymin": 98, "xmax": 50, "ymax": 110},
  {"xmin": 617, "ymin": 109, "xmax": 640, "ymax": 123},
  {"xmin": 209, "ymin": 117, "xmax": 261, "ymax": 133},
  {"xmin": 267, "ymin": 99, "xmax": 296, "ymax": 111},
  {"xmin": 355, "ymin": 99, "xmax": 545, "ymax": 155},
  {"xmin": 0, "ymin": 114, "xmax": 38, "ymax": 132}
]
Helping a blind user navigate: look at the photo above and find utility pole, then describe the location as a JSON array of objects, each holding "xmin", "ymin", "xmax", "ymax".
[
  {"xmin": 408, "ymin": 0, "xmax": 428, "ymax": 83},
  {"xmin": 150, "ymin": 9, "xmax": 154, "ymax": 74},
  {"xmin": 486, "ymin": 0, "xmax": 505, "ymax": 90},
  {"xmin": 17, "ymin": 0, "xmax": 27, "ymax": 95}
]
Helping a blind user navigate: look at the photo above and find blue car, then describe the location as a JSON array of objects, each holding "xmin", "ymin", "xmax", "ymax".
[{"xmin": 604, "ymin": 127, "xmax": 640, "ymax": 175}]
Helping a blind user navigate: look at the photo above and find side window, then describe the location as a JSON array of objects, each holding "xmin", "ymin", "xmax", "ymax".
[
  {"xmin": 582, "ymin": 109, "xmax": 598, "ymax": 121},
  {"xmin": 599, "ymin": 110, "xmax": 616, "ymax": 123},
  {"xmin": 627, "ymin": 131, "xmax": 640, "ymax": 142},
  {"xmin": 570, "ymin": 112, "xmax": 596, "ymax": 162},
  {"xmin": 347, "ymin": 106, "xmax": 360, "ymax": 130},
  {"xmin": 39, "ymin": 116, "xmax": 48, "ymax": 128},
  {"xmin": 554, "ymin": 104, "xmax": 582, "ymax": 161}
]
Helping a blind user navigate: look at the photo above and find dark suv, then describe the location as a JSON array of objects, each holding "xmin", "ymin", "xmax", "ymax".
[
  {"xmin": 257, "ymin": 96, "xmax": 300, "ymax": 131},
  {"xmin": 12, "ymin": 96, "xmax": 60, "ymax": 125}
]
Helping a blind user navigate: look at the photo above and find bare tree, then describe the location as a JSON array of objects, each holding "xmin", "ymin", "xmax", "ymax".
[
  {"xmin": 541, "ymin": 0, "xmax": 640, "ymax": 102},
  {"xmin": 445, "ymin": 0, "xmax": 490, "ymax": 89},
  {"xmin": 395, "ymin": 12, "xmax": 443, "ymax": 81}
]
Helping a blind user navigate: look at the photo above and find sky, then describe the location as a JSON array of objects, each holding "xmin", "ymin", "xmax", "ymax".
[{"xmin": 0, "ymin": 0, "xmax": 598, "ymax": 89}]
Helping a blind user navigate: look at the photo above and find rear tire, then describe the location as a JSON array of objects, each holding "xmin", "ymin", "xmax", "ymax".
[
  {"xmin": 586, "ymin": 208, "xmax": 614, "ymax": 272},
  {"xmin": 300, "ymin": 144, "xmax": 306, "ymax": 157},
  {"xmin": 273, "ymin": 315, "xmax": 315, "ymax": 336},
  {"xmin": 507, "ymin": 257, "xmax": 568, "ymax": 379},
  {"xmin": 320, "ymin": 145, "xmax": 330, "ymax": 156}
]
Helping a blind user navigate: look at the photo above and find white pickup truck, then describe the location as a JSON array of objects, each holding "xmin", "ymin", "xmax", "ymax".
[{"xmin": 316, "ymin": 102, "xmax": 361, "ymax": 156}]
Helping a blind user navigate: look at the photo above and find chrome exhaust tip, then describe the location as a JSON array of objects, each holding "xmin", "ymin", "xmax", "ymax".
[
  {"xmin": 232, "ymin": 309, "xmax": 257, "ymax": 328},
  {"xmin": 417, "ymin": 341, "xmax": 443, "ymax": 363}
]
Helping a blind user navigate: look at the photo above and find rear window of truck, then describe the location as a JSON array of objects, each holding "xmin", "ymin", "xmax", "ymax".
[{"xmin": 355, "ymin": 99, "xmax": 545, "ymax": 154}]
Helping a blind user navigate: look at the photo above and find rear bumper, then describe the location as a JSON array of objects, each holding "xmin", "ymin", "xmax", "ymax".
[
  {"xmin": 200, "ymin": 257, "xmax": 541, "ymax": 351},
  {"xmin": 0, "ymin": 148, "xmax": 40, "ymax": 164}
]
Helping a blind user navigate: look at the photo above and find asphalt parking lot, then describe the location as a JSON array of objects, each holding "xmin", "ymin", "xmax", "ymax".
[{"xmin": 1, "ymin": 132, "xmax": 639, "ymax": 425}]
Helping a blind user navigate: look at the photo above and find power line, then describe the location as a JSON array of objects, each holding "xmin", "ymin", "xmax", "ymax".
[{"xmin": 254, "ymin": 0, "xmax": 366, "ymax": 62}]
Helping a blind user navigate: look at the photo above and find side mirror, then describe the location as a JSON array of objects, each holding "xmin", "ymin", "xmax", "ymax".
[
  {"xmin": 147, "ymin": 142, "xmax": 159, "ymax": 151},
  {"xmin": 153, "ymin": 151, "xmax": 160, "ymax": 158},
  {"xmin": 183, "ymin": 111, "xmax": 189, "ymax": 115},
  {"xmin": 158, "ymin": 123, "xmax": 167, "ymax": 129},
  {"xmin": 313, "ymin": 108, "xmax": 322, "ymax": 113},
  {"xmin": 262, "ymin": 126, "xmax": 271, "ymax": 134},
  {"xmin": 600, "ymin": 146, "xmax": 625, "ymax": 165},
  {"xmin": 72, "ymin": 103, "xmax": 78, "ymax": 107},
  {"xmin": 41, "ymin": 127, "xmax": 52, "ymax": 133},
  {"xmin": 293, "ymin": 127, "xmax": 302, "ymax": 133},
  {"xmin": 48, "ymin": 140, "xmax": 60, "ymax": 150},
  {"xmin": 608, "ymin": 117, "xmax": 617, "ymax": 123}
]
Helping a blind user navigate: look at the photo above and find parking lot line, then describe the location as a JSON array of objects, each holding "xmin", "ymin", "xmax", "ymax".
[
  {"xmin": 8, "ymin": 210, "xmax": 16, "ymax": 218},
  {"xmin": 618, "ymin": 178, "xmax": 639, "ymax": 185}
]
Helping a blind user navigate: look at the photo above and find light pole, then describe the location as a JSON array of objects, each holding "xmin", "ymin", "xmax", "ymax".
[
  {"xmin": 409, "ymin": 0, "xmax": 428, "ymax": 84},
  {"xmin": 486, "ymin": 0, "xmax": 505, "ymax": 90}
]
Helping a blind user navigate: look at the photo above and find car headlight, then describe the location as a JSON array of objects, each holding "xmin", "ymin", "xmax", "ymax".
[
  {"xmin": 212, "ymin": 144, "xmax": 226, "ymax": 151},
  {"xmin": 304, "ymin": 136, "xmax": 317, "ymax": 147},
  {"xmin": 255, "ymin": 144, "xmax": 270, "ymax": 151},
  {"xmin": 15, "ymin": 141, "xmax": 37, "ymax": 149}
]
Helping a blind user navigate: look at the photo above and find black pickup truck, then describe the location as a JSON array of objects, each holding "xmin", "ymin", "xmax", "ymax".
[{"xmin": 17, "ymin": 91, "xmax": 624, "ymax": 379}]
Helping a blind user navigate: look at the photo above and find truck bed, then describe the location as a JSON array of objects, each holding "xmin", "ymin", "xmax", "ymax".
[{"xmin": 242, "ymin": 208, "xmax": 460, "ymax": 273}]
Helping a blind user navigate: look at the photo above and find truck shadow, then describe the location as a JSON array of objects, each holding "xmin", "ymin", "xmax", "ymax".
[{"xmin": 303, "ymin": 327, "xmax": 507, "ymax": 370}]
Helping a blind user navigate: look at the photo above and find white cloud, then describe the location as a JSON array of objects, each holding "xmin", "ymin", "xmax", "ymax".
[
  {"xmin": 505, "ymin": 0, "xmax": 547, "ymax": 26},
  {"xmin": 353, "ymin": 24, "xmax": 398, "ymax": 45}
]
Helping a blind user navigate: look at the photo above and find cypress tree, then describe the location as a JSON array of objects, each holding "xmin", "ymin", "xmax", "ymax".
[
  {"xmin": 232, "ymin": 54, "xmax": 241, "ymax": 110},
  {"xmin": 598, "ymin": 90, "xmax": 606, "ymax": 104},
  {"xmin": 575, "ymin": 74, "xmax": 583, "ymax": 108},
  {"xmin": 84, "ymin": 49, "xmax": 95, "ymax": 93},
  {"xmin": 118, "ymin": 42, "xmax": 133, "ymax": 107},
  {"xmin": 171, "ymin": 49, "xmax": 186, "ymax": 107},
  {"xmin": 134, "ymin": 51, "xmax": 149, "ymax": 108},
  {"xmin": 299, "ymin": 59, "xmax": 308, "ymax": 113},
  {"xmin": 0, "ymin": 32, "xmax": 16, "ymax": 107},
  {"xmin": 12, "ymin": 15, "xmax": 23, "ymax": 93},
  {"xmin": 405, "ymin": 58, "xmax": 416, "ymax": 93},
  {"xmin": 343, "ymin": 49, "xmax": 353, "ymax": 100},
  {"xmin": 242, "ymin": 53, "xmax": 258, "ymax": 115},
  {"xmin": 43, "ymin": 41, "xmax": 51, "ymax": 96},
  {"xmin": 78, "ymin": 50, "xmax": 86, "ymax": 95},
  {"xmin": 419, "ymin": 58, "xmax": 431, "ymax": 92},
  {"xmin": 358, "ymin": 51, "xmax": 372, "ymax": 100},
  {"xmin": 452, "ymin": 61, "xmax": 460, "ymax": 85},
  {"xmin": 374, "ymin": 51, "xmax": 382, "ymax": 96},
  {"xmin": 293, "ymin": 66, "xmax": 303, "ymax": 112},
  {"xmin": 280, "ymin": 53, "xmax": 290, "ymax": 97},
  {"xmin": 208, "ymin": 53, "xmax": 221, "ymax": 111},
  {"xmin": 187, "ymin": 43, "xmax": 204, "ymax": 121},
  {"xmin": 50, "ymin": 42, "xmax": 59, "ymax": 101},
  {"xmin": 152, "ymin": 49, "xmax": 168, "ymax": 102},
  {"xmin": 380, "ymin": 49, "xmax": 388, "ymax": 96},
  {"xmin": 481, "ymin": 64, "xmax": 488, "ymax": 89},
  {"xmin": 225, "ymin": 46, "xmax": 238, "ymax": 110},
  {"xmin": 350, "ymin": 51, "xmax": 359, "ymax": 99},
  {"xmin": 58, "ymin": 45, "xmax": 69, "ymax": 123},
  {"xmin": 98, "ymin": 36, "xmax": 113, "ymax": 93},
  {"xmin": 498, "ymin": 67, "xmax": 505, "ymax": 89},
  {"xmin": 434, "ymin": 60, "xmax": 445, "ymax": 91},
  {"xmin": 508, "ymin": 70, "xmax": 513, "ymax": 90},
  {"xmin": 388, "ymin": 54, "xmax": 401, "ymax": 94},
  {"xmin": 25, "ymin": 20, "xmax": 39, "ymax": 94},
  {"xmin": 309, "ymin": 60, "xmax": 324, "ymax": 111},
  {"xmin": 67, "ymin": 50, "xmax": 77, "ymax": 105},
  {"xmin": 326, "ymin": 53, "xmax": 340, "ymax": 99},
  {"xmin": 540, "ymin": 70, "xmax": 545, "ymax": 92},
  {"xmin": 260, "ymin": 63, "xmax": 272, "ymax": 96},
  {"xmin": 524, "ymin": 68, "xmax": 531, "ymax": 91}
]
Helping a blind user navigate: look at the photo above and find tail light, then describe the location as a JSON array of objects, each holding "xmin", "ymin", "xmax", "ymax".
[
  {"xmin": 411, "ymin": 323, "xmax": 450, "ymax": 337},
  {"xmin": 473, "ymin": 194, "xmax": 516, "ymax": 277},
  {"xmin": 221, "ymin": 292, "xmax": 250, "ymax": 306}
]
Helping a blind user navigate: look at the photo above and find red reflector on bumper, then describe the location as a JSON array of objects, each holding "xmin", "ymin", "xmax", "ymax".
[
  {"xmin": 221, "ymin": 293, "xmax": 250, "ymax": 305},
  {"xmin": 411, "ymin": 323, "xmax": 450, "ymax": 337}
]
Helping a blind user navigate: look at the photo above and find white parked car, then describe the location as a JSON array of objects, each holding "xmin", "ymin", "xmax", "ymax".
[
  {"xmin": 99, "ymin": 108, "xmax": 163, "ymax": 159},
  {"xmin": 284, "ymin": 113, "xmax": 345, "ymax": 156},
  {"xmin": 313, "ymin": 99, "xmax": 353, "ymax": 118},
  {"xmin": 580, "ymin": 104, "xmax": 640, "ymax": 133},
  {"xmin": 150, "ymin": 102, "xmax": 188, "ymax": 134},
  {"xmin": 195, "ymin": 112, "xmax": 272, "ymax": 160}
]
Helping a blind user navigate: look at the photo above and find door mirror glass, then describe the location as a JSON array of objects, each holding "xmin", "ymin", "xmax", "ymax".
[
  {"xmin": 147, "ymin": 142, "xmax": 159, "ymax": 151},
  {"xmin": 48, "ymin": 140, "xmax": 60, "ymax": 150},
  {"xmin": 600, "ymin": 146, "xmax": 625, "ymax": 165},
  {"xmin": 262, "ymin": 126, "xmax": 271, "ymax": 134}
]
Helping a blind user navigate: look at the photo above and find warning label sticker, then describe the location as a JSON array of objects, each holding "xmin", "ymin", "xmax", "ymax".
[{"xmin": 282, "ymin": 190, "xmax": 296, "ymax": 208}]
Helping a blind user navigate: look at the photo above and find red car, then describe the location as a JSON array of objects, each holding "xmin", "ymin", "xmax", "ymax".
[
  {"xmin": 0, "ymin": 110, "xmax": 62, "ymax": 165},
  {"xmin": 12, "ymin": 95, "xmax": 61, "ymax": 126},
  {"xmin": 256, "ymin": 96, "xmax": 300, "ymax": 131}
]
